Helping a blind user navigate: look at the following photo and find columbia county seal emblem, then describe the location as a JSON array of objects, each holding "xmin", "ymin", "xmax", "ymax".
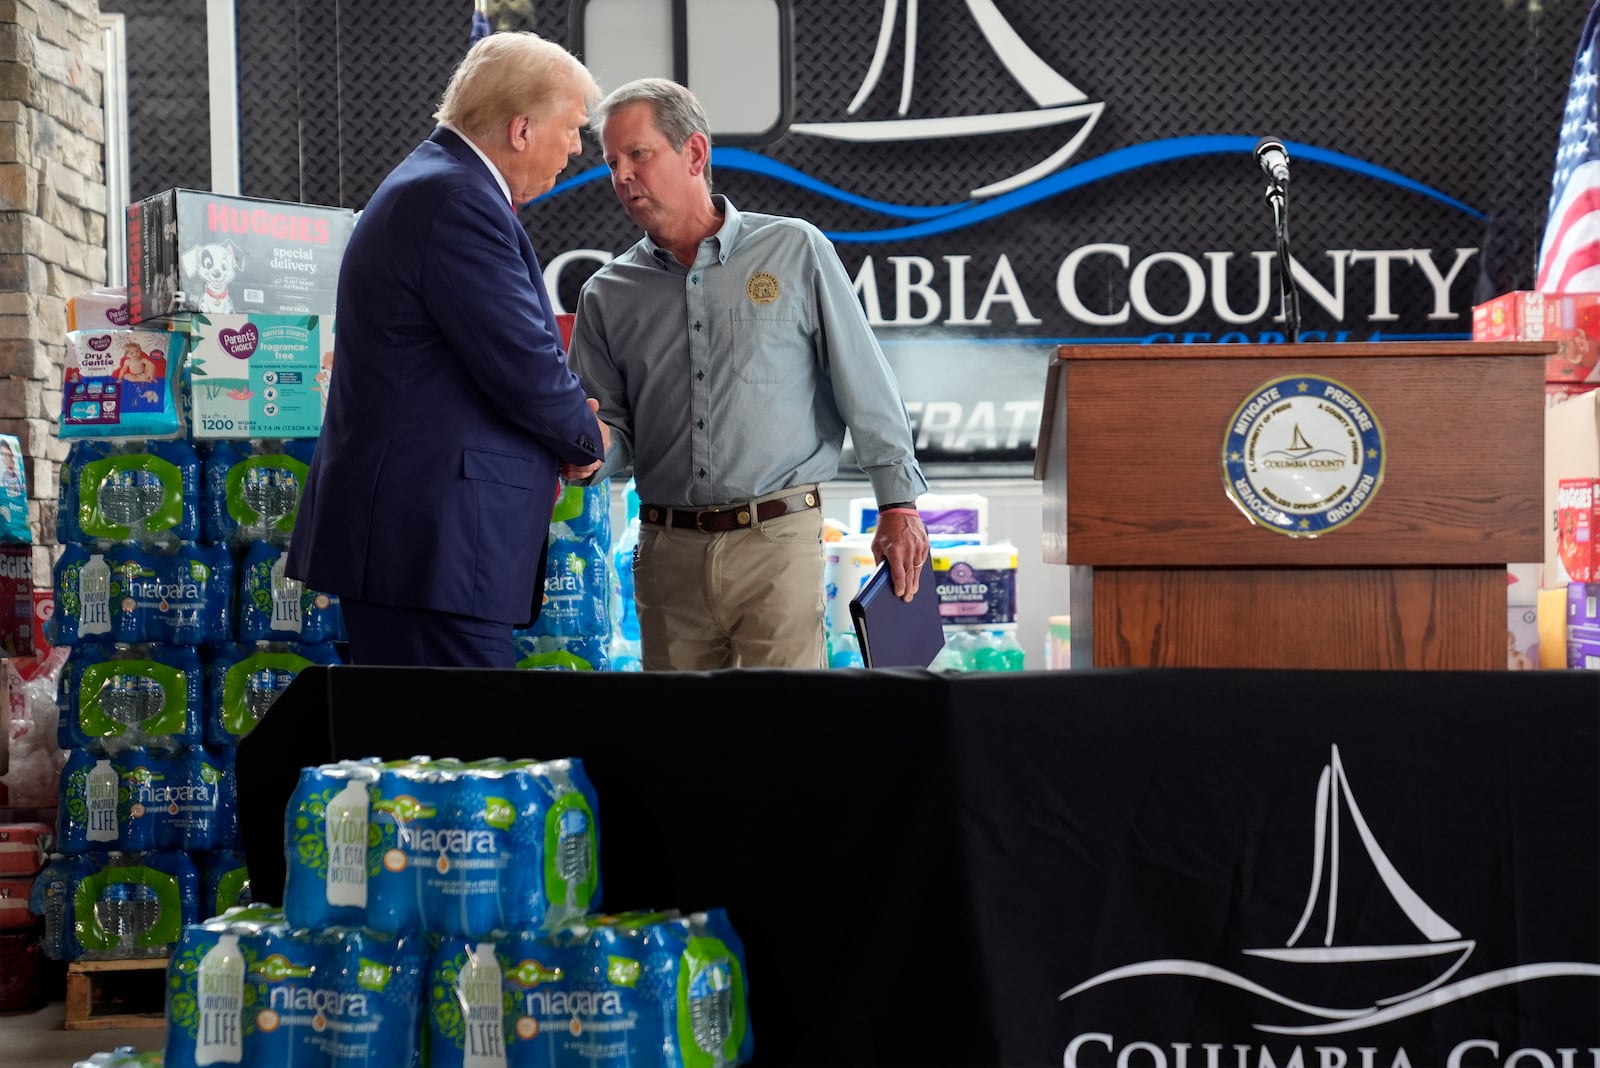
[{"xmin": 1221, "ymin": 374, "xmax": 1385, "ymax": 537}]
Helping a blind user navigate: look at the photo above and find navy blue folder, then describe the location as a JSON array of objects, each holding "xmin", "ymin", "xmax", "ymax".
[{"xmin": 848, "ymin": 556, "xmax": 946, "ymax": 669}]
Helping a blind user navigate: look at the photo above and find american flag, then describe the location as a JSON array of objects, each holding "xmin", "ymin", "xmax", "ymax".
[
  {"xmin": 1539, "ymin": 1, "xmax": 1600, "ymax": 292},
  {"xmin": 470, "ymin": 0, "xmax": 491, "ymax": 48}
]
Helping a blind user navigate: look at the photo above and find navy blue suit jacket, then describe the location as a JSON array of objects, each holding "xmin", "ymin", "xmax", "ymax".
[{"xmin": 286, "ymin": 127, "xmax": 605, "ymax": 625}]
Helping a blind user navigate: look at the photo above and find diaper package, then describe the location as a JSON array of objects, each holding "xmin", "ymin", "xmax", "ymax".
[{"xmin": 62, "ymin": 329, "xmax": 185, "ymax": 440}]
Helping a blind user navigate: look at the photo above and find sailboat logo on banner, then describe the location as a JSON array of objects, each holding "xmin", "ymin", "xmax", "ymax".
[
  {"xmin": 787, "ymin": 0, "xmax": 1105, "ymax": 198},
  {"xmin": 1060, "ymin": 745, "xmax": 1600, "ymax": 1036}
]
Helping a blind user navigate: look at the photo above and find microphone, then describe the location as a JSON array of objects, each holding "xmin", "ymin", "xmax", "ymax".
[{"xmin": 1254, "ymin": 136, "xmax": 1290, "ymax": 187}]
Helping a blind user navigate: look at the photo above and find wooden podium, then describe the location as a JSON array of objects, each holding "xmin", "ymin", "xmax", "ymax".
[{"xmin": 1034, "ymin": 341, "xmax": 1554, "ymax": 669}]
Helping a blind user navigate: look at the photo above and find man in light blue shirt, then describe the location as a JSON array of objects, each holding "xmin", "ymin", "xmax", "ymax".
[{"xmin": 566, "ymin": 77, "xmax": 929, "ymax": 670}]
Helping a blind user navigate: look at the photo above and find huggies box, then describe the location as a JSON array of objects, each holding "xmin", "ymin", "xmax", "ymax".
[{"xmin": 126, "ymin": 189, "xmax": 354, "ymax": 325}]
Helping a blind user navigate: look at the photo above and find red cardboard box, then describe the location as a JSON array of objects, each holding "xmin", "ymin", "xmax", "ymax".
[
  {"xmin": 0, "ymin": 924, "xmax": 42, "ymax": 1010},
  {"xmin": 1473, "ymin": 290, "xmax": 1600, "ymax": 383},
  {"xmin": 0, "ymin": 822, "xmax": 50, "ymax": 876},
  {"xmin": 0, "ymin": 877, "xmax": 34, "ymax": 928},
  {"xmin": 29, "ymin": 589, "xmax": 51, "ymax": 662},
  {"xmin": 1557, "ymin": 478, "xmax": 1600, "ymax": 583},
  {"xmin": 0, "ymin": 543, "xmax": 30, "ymax": 657}
]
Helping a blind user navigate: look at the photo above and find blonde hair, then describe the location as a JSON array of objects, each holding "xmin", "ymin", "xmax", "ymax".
[{"xmin": 435, "ymin": 32, "xmax": 602, "ymax": 139}]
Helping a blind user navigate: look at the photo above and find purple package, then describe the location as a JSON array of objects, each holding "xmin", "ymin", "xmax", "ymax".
[{"xmin": 1568, "ymin": 582, "xmax": 1600, "ymax": 627}]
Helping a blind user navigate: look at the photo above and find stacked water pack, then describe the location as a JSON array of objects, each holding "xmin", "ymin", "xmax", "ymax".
[
  {"xmin": 516, "ymin": 484, "xmax": 613, "ymax": 671},
  {"xmin": 283, "ymin": 756, "xmax": 603, "ymax": 936},
  {"xmin": 44, "ymin": 438, "xmax": 345, "ymax": 956},
  {"xmin": 428, "ymin": 908, "xmax": 753, "ymax": 1068},
  {"xmin": 191, "ymin": 756, "xmax": 604, "ymax": 1067},
  {"xmin": 46, "ymin": 640, "xmax": 215, "ymax": 960},
  {"xmin": 164, "ymin": 902, "xmax": 428, "ymax": 1068},
  {"xmin": 203, "ymin": 439, "xmax": 346, "ymax": 746}
]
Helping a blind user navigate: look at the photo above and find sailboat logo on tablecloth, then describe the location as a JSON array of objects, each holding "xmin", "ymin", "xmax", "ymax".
[{"xmin": 1060, "ymin": 744, "xmax": 1600, "ymax": 1036}]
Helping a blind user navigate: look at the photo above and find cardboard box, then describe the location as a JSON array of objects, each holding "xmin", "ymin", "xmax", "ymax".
[
  {"xmin": 1544, "ymin": 389, "xmax": 1600, "ymax": 582},
  {"xmin": 184, "ymin": 314, "xmax": 333, "ymax": 439},
  {"xmin": 0, "ymin": 546, "xmax": 32, "ymax": 658},
  {"xmin": 126, "ymin": 188, "xmax": 354, "ymax": 325},
  {"xmin": 1569, "ymin": 622, "xmax": 1600, "ymax": 668},
  {"xmin": 1570, "ymin": 582, "xmax": 1600, "ymax": 627},
  {"xmin": 1509, "ymin": 602, "xmax": 1539, "ymax": 669},
  {"xmin": 1473, "ymin": 290, "xmax": 1600, "ymax": 383},
  {"xmin": 29, "ymin": 591, "xmax": 51, "ymax": 664},
  {"xmin": 1539, "ymin": 585, "xmax": 1569, "ymax": 668},
  {"xmin": 1557, "ymin": 478, "xmax": 1600, "ymax": 582},
  {"xmin": 1507, "ymin": 562, "xmax": 1541, "ymax": 605},
  {"xmin": 1547, "ymin": 382, "xmax": 1600, "ymax": 408}
]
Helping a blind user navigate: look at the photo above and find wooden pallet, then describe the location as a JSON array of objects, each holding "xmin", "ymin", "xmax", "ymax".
[{"xmin": 64, "ymin": 956, "xmax": 168, "ymax": 1030}]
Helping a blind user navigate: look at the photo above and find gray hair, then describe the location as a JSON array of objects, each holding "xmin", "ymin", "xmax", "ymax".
[
  {"xmin": 435, "ymin": 32, "xmax": 601, "ymax": 140},
  {"xmin": 591, "ymin": 77, "xmax": 714, "ymax": 192}
]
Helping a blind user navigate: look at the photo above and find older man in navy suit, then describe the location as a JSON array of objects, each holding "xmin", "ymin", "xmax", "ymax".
[{"xmin": 287, "ymin": 32, "xmax": 610, "ymax": 668}]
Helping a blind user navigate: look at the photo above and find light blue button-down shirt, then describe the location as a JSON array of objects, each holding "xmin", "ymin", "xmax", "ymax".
[{"xmin": 568, "ymin": 197, "xmax": 927, "ymax": 509}]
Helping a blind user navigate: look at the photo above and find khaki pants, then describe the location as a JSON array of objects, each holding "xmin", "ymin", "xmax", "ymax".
[{"xmin": 634, "ymin": 505, "xmax": 826, "ymax": 670}]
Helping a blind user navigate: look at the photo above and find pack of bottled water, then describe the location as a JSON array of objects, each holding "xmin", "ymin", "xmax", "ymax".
[
  {"xmin": 516, "ymin": 484, "xmax": 614, "ymax": 671},
  {"xmin": 205, "ymin": 642, "xmax": 343, "ymax": 747},
  {"xmin": 50, "ymin": 437, "xmax": 345, "ymax": 653},
  {"xmin": 429, "ymin": 909, "xmax": 753, "ymax": 1068},
  {"xmin": 57, "ymin": 439, "xmax": 202, "ymax": 551},
  {"xmin": 163, "ymin": 903, "xmax": 753, "ymax": 1068},
  {"xmin": 29, "ymin": 848, "xmax": 202, "ymax": 962},
  {"xmin": 72, "ymin": 1046, "xmax": 164, "ymax": 1068},
  {"xmin": 284, "ymin": 756, "xmax": 602, "ymax": 937},
  {"xmin": 164, "ymin": 904, "xmax": 428, "ymax": 1068},
  {"xmin": 58, "ymin": 744, "xmax": 230, "ymax": 854},
  {"xmin": 609, "ymin": 478, "xmax": 642, "ymax": 672},
  {"xmin": 200, "ymin": 439, "xmax": 317, "ymax": 548}
]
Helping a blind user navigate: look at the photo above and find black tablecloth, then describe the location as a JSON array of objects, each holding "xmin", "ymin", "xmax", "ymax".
[{"xmin": 237, "ymin": 666, "xmax": 1600, "ymax": 1066}]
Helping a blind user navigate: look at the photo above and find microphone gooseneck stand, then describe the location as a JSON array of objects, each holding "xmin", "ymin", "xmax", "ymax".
[{"xmin": 1265, "ymin": 178, "xmax": 1302, "ymax": 344}]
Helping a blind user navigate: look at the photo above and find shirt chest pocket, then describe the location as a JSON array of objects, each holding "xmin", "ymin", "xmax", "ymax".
[{"xmin": 727, "ymin": 307, "xmax": 807, "ymax": 384}]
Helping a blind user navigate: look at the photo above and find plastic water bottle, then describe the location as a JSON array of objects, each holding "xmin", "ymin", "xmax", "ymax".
[
  {"xmin": 970, "ymin": 630, "xmax": 1005, "ymax": 671},
  {"xmin": 94, "ymin": 881, "xmax": 132, "ymax": 958},
  {"xmin": 612, "ymin": 478, "xmax": 641, "ymax": 642},
  {"xmin": 610, "ymin": 636, "xmax": 643, "ymax": 672},
  {"xmin": 981, "ymin": 627, "xmax": 1025, "ymax": 671},
  {"xmin": 828, "ymin": 630, "xmax": 864, "ymax": 668},
  {"xmin": 126, "ymin": 881, "xmax": 161, "ymax": 958},
  {"xmin": 933, "ymin": 628, "xmax": 980, "ymax": 672}
]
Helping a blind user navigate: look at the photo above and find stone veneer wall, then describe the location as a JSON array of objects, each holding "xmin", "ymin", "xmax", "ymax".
[{"xmin": 0, "ymin": 0, "xmax": 106, "ymax": 598}]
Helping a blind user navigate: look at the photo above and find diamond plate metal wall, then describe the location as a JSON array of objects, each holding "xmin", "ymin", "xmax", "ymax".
[
  {"xmin": 95, "ymin": 0, "xmax": 1600, "ymax": 469},
  {"xmin": 99, "ymin": 0, "xmax": 210, "ymax": 203}
]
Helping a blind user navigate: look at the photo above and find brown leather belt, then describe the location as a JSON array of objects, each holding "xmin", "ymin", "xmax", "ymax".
[{"xmin": 640, "ymin": 487, "xmax": 822, "ymax": 533}]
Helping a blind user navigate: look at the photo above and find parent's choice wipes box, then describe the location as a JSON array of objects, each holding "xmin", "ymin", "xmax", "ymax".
[{"xmin": 185, "ymin": 314, "xmax": 334, "ymax": 439}]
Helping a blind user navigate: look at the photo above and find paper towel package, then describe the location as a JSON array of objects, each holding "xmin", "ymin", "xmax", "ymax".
[
  {"xmin": 850, "ymin": 493, "xmax": 989, "ymax": 539},
  {"xmin": 931, "ymin": 541, "xmax": 1018, "ymax": 626},
  {"xmin": 825, "ymin": 534, "xmax": 877, "ymax": 633}
]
